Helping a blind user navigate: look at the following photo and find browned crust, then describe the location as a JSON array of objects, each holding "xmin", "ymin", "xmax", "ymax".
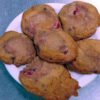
[
  {"xmin": 21, "ymin": 4, "xmax": 60, "ymax": 39},
  {"xmin": 34, "ymin": 30, "xmax": 77, "ymax": 63},
  {"xmin": 59, "ymin": 1, "xmax": 100, "ymax": 40},
  {"xmin": 19, "ymin": 57, "xmax": 78, "ymax": 100},
  {"xmin": 0, "ymin": 31, "xmax": 36, "ymax": 66},
  {"xmin": 67, "ymin": 39, "xmax": 100, "ymax": 74}
]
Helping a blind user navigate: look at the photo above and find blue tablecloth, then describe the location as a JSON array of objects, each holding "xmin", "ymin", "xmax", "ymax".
[{"xmin": 0, "ymin": 0, "xmax": 100, "ymax": 100}]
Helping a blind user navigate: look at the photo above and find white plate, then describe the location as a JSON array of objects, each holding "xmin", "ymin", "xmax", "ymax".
[{"xmin": 5, "ymin": 3, "xmax": 100, "ymax": 88}]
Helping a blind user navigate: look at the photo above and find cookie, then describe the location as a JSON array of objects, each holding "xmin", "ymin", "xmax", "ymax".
[
  {"xmin": 21, "ymin": 4, "xmax": 61, "ymax": 39},
  {"xmin": 99, "ymin": 15, "xmax": 100, "ymax": 25},
  {"xmin": 59, "ymin": 1, "xmax": 100, "ymax": 40},
  {"xmin": 67, "ymin": 39, "xmax": 100, "ymax": 74},
  {"xmin": 19, "ymin": 57, "xmax": 78, "ymax": 100},
  {"xmin": 34, "ymin": 29, "xmax": 77, "ymax": 63},
  {"xmin": 0, "ymin": 31, "xmax": 36, "ymax": 66}
]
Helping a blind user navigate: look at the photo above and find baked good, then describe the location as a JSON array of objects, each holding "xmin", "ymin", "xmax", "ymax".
[
  {"xmin": 34, "ymin": 29, "xmax": 77, "ymax": 63},
  {"xmin": 19, "ymin": 57, "xmax": 78, "ymax": 100},
  {"xmin": 59, "ymin": 1, "xmax": 100, "ymax": 40},
  {"xmin": 21, "ymin": 4, "xmax": 61, "ymax": 39},
  {"xmin": 0, "ymin": 31, "xmax": 36, "ymax": 66},
  {"xmin": 67, "ymin": 39, "xmax": 100, "ymax": 74},
  {"xmin": 99, "ymin": 15, "xmax": 100, "ymax": 25}
]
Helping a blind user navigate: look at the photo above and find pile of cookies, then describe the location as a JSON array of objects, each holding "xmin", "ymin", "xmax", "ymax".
[{"xmin": 0, "ymin": 1, "xmax": 100, "ymax": 100}]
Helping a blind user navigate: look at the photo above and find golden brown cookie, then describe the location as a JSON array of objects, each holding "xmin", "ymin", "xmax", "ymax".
[
  {"xmin": 34, "ymin": 29, "xmax": 77, "ymax": 63},
  {"xmin": 0, "ymin": 31, "xmax": 36, "ymax": 66},
  {"xmin": 19, "ymin": 57, "xmax": 78, "ymax": 100},
  {"xmin": 59, "ymin": 1, "xmax": 100, "ymax": 40},
  {"xmin": 99, "ymin": 15, "xmax": 100, "ymax": 26},
  {"xmin": 67, "ymin": 39, "xmax": 100, "ymax": 74},
  {"xmin": 21, "ymin": 4, "xmax": 61, "ymax": 39}
]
